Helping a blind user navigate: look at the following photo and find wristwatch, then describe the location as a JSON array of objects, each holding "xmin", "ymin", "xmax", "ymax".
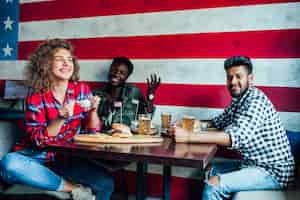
[{"xmin": 148, "ymin": 93, "xmax": 154, "ymax": 101}]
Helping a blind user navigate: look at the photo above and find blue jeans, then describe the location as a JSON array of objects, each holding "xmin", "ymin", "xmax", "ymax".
[
  {"xmin": 0, "ymin": 149, "xmax": 114, "ymax": 200},
  {"xmin": 202, "ymin": 160, "xmax": 281, "ymax": 200}
]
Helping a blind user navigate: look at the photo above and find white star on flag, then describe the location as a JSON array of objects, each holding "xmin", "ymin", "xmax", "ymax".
[
  {"xmin": 2, "ymin": 43, "xmax": 13, "ymax": 57},
  {"xmin": 3, "ymin": 16, "xmax": 14, "ymax": 31},
  {"xmin": 6, "ymin": 0, "xmax": 13, "ymax": 3}
]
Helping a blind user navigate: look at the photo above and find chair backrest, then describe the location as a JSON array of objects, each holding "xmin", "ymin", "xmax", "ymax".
[
  {"xmin": 287, "ymin": 130, "xmax": 300, "ymax": 187},
  {"xmin": 0, "ymin": 120, "xmax": 24, "ymax": 160},
  {"xmin": 287, "ymin": 130, "xmax": 300, "ymax": 165}
]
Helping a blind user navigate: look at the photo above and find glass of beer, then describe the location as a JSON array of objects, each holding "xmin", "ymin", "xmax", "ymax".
[
  {"xmin": 181, "ymin": 115, "xmax": 195, "ymax": 132},
  {"xmin": 200, "ymin": 121, "xmax": 208, "ymax": 131},
  {"xmin": 161, "ymin": 112, "xmax": 172, "ymax": 133},
  {"xmin": 138, "ymin": 114, "xmax": 151, "ymax": 135}
]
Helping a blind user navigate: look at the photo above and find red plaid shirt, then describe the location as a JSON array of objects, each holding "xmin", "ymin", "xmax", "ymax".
[{"xmin": 24, "ymin": 81, "xmax": 101, "ymax": 160}]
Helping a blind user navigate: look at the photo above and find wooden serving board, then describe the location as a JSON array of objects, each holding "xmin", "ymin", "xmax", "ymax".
[{"xmin": 74, "ymin": 133, "xmax": 163, "ymax": 144}]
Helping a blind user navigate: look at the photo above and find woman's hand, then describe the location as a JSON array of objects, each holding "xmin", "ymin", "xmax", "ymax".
[
  {"xmin": 90, "ymin": 95, "xmax": 101, "ymax": 112},
  {"xmin": 146, "ymin": 74, "xmax": 161, "ymax": 99},
  {"xmin": 87, "ymin": 96, "xmax": 101, "ymax": 131}
]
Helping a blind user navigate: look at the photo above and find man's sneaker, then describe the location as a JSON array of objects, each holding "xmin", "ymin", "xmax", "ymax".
[{"xmin": 71, "ymin": 185, "xmax": 95, "ymax": 200}]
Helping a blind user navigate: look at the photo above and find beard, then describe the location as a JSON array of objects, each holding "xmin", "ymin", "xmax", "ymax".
[{"xmin": 228, "ymin": 84, "xmax": 249, "ymax": 98}]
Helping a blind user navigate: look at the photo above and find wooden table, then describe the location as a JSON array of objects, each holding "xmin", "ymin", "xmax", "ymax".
[{"xmin": 45, "ymin": 137, "xmax": 217, "ymax": 200}]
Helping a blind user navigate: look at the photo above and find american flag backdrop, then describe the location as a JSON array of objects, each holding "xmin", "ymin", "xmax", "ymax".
[
  {"xmin": 0, "ymin": 0, "xmax": 300, "ymax": 198},
  {"xmin": 1, "ymin": 0, "xmax": 299, "ymax": 132}
]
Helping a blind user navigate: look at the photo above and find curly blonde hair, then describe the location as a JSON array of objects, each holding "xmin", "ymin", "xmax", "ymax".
[{"xmin": 24, "ymin": 38, "xmax": 80, "ymax": 93}]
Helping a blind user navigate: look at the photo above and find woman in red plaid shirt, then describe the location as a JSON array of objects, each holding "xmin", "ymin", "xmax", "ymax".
[{"xmin": 0, "ymin": 39, "xmax": 113, "ymax": 200}]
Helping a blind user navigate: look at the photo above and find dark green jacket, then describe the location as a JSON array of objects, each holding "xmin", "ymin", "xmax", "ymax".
[{"xmin": 93, "ymin": 83, "xmax": 152, "ymax": 130}]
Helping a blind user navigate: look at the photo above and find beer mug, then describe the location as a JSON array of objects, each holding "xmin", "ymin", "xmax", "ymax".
[
  {"xmin": 130, "ymin": 120, "xmax": 139, "ymax": 133},
  {"xmin": 200, "ymin": 121, "xmax": 208, "ymax": 131},
  {"xmin": 138, "ymin": 114, "xmax": 151, "ymax": 135},
  {"xmin": 181, "ymin": 115, "xmax": 195, "ymax": 132},
  {"xmin": 161, "ymin": 112, "xmax": 172, "ymax": 132}
]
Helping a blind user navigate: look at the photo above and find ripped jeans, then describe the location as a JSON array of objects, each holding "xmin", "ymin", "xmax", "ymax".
[{"xmin": 202, "ymin": 160, "xmax": 280, "ymax": 200}]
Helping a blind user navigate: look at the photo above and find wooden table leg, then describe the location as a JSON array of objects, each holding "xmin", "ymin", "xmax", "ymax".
[
  {"xmin": 163, "ymin": 165, "xmax": 171, "ymax": 200},
  {"xmin": 136, "ymin": 162, "xmax": 148, "ymax": 200}
]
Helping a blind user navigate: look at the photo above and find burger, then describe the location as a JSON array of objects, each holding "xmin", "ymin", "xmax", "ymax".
[{"xmin": 111, "ymin": 123, "xmax": 133, "ymax": 138}]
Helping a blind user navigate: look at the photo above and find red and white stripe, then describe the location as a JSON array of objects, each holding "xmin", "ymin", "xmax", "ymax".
[
  {"xmin": 1, "ymin": 0, "xmax": 300, "ymax": 132},
  {"xmin": 0, "ymin": 1, "xmax": 298, "ymax": 198}
]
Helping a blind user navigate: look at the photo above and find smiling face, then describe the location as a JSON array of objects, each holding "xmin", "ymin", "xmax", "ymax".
[
  {"xmin": 108, "ymin": 64, "xmax": 129, "ymax": 86},
  {"xmin": 51, "ymin": 48, "xmax": 74, "ymax": 82},
  {"xmin": 226, "ymin": 65, "xmax": 253, "ymax": 98}
]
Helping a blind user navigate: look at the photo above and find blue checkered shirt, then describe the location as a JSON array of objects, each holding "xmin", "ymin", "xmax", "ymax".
[{"xmin": 212, "ymin": 87, "xmax": 295, "ymax": 188}]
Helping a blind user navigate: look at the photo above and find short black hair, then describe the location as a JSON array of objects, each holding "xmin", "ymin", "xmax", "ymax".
[
  {"xmin": 111, "ymin": 56, "xmax": 134, "ymax": 75},
  {"xmin": 224, "ymin": 56, "xmax": 253, "ymax": 74}
]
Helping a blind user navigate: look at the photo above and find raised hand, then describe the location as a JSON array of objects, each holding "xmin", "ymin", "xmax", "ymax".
[{"xmin": 146, "ymin": 73, "xmax": 161, "ymax": 96}]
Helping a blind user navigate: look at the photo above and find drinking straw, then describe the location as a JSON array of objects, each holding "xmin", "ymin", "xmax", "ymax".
[
  {"xmin": 132, "ymin": 99, "xmax": 139, "ymax": 120},
  {"xmin": 114, "ymin": 101, "xmax": 123, "ymax": 124}
]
